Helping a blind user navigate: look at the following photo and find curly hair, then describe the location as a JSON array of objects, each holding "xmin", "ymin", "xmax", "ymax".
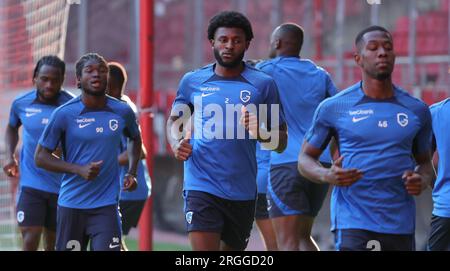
[
  {"xmin": 207, "ymin": 11, "xmax": 253, "ymax": 41},
  {"xmin": 33, "ymin": 55, "xmax": 65, "ymax": 79},
  {"xmin": 75, "ymin": 53, "xmax": 108, "ymax": 79}
]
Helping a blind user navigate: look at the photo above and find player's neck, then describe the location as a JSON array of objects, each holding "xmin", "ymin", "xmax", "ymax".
[
  {"xmin": 81, "ymin": 93, "xmax": 107, "ymax": 108},
  {"xmin": 214, "ymin": 62, "xmax": 245, "ymax": 78},
  {"xmin": 361, "ymin": 76, "xmax": 394, "ymax": 99}
]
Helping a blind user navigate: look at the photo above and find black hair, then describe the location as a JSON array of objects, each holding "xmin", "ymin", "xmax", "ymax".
[
  {"xmin": 355, "ymin": 25, "xmax": 391, "ymax": 48},
  {"xmin": 108, "ymin": 62, "xmax": 127, "ymax": 88},
  {"xmin": 277, "ymin": 23, "xmax": 304, "ymax": 52},
  {"xmin": 75, "ymin": 53, "xmax": 108, "ymax": 79},
  {"xmin": 207, "ymin": 11, "xmax": 253, "ymax": 41},
  {"xmin": 33, "ymin": 55, "xmax": 65, "ymax": 79}
]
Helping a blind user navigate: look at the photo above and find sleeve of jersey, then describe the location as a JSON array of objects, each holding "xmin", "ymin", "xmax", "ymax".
[
  {"xmin": 304, "ymin": 101, "xmax": 333, "ymax": 150},
  {"xmin": 264, "ymin": 79, "xmax": 286, "ymax": 129},
  {"xmin": 413, "ymin": 106, "xmax": 433, "ymax": 156},
  {"xmin": 325, "ymin": 73, "xmax": 338, "ymax": 97},
  {"xmin": 38, "ymin": 109, "xmax": 65, "ymax": 151},
  {"xmin": 170, "ymin": 73, "xmax": 193, "ymax": 117},
  {"xmin": 8, "ymin": 100, "xmax": 20, "ymax": 128},
  {"xmin": 123, "ymin": 106, "xmax": 140, "ymax": 140}
]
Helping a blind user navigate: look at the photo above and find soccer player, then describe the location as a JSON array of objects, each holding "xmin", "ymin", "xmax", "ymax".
[
  {"xmin": 106, "ymin": 62, "xmax": 151, "ymax": 251},
  {"xmin": 166, "ymin": 11, "xmax": 287, "ymax": 251},
  {"xmin": 3, "ymin": 55, "xmax": 73, "ymax": 251},
  {"xmin": 428, "ymin": 100, "xmax": 450, "ymax": 251},
  {"xmin": 34, "ymin": 53, "xmax": 142, "ymax": 251},
  {"xmin": 256, "ymin": 23, "xmax": 337, "ymax": 251},
  {"xmin": 298, "ymin": 26, "xmax": 434, "ymax": 251}
]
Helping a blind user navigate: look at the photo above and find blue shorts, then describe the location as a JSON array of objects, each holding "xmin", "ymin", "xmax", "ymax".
[
  {"xmin": 255, "ymin": 193, "xmax": 269, "ymax": 220},
  {"xmin": 334, "ymin": 229, "xmax": 415, "ymax": 251},
  {"xmin": 267, "ymin": 162, "xmax": 330, "ymax": 218},
  {"xmin": 119, "ymin": 200, "xmax": 146, "ymax": 235},
  {"xmin": 56, "ymin": 204, "xmax": 122, "ymax": 251},
  {"xmin": 427, "ymin": 215, "xmax": 450, "ymax": 251},
  {"xmin": 16, "ymin": 186, "xmax": 58, "ymax": 231},
  {"xmin": 183, "ymin": 190, "xmax": 255, "ymax": 250}
]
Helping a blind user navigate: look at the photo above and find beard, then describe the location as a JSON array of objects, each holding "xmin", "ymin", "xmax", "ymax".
[
  {"xmin": 83, "ymin": 87, "xmax": 106, "ymax": 97},
  {"xmin": 214, "ymin": 48, "xmax": 245, "ymax": 69},
  {"xmin": 37, "ymin": 89, "xmax": 59, "ymax": 103}
]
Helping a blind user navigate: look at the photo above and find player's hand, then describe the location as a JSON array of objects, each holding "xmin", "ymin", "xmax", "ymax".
[
  {"xmin": 3, "ymin": 159, "xmax": 19, "ymax": 177},
  {"xmin": 403, "ymin": 170, "xmax": 427, "ymax": 196},
  {"xmin": 324, "ymin": 156, "xmax": 363, "ymax": 186},
  {"xmin": 240, "ymin": 106, "xmax": 258, "ymax": 139},
  {"xmin": 123, "ymin": 173, "xmax": 137, "ymax": 192},
  {"xmin": 78, "ymin": 160, "xmax": 103, "ymax": 180},
  {"xmin": 172, "ymin": 129, "xmax": 192, "ymax": 161}
]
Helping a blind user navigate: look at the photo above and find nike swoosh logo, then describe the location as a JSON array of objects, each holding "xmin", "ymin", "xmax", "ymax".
[
  {"xmin": 201, "ymin": 92, "xmax": 215, "ymax": 97},
  {"xmin": 352, "ymin": 116, "xmax": 370, "ymax": 123},
  {"xmin": 78, "ymin": 123, "xmax": 92, "ymax": 128},
  {"xmin": 25, "ymin": 112, "xmax": 38, "ymax": 117},
  {"xmin": 109, "ymin": 244, "xmax": 120, "ymax": 249}
]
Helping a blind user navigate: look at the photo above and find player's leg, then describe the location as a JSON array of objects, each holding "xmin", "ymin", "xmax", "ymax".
[
  {"xmin": 220, "ymin": 197, "xmax": 256, "ymax": 251},
  {"xmin": 255, "ymin": 218, "xmax": 278, "ymax": 250},
  {"xmin": 184, "ymin": 190, "xmax": 225, "ymax": 251},
  {"xmin": 254, "ymin": 193, "xmax": 277, "ymax": 251},
  {"xmin": 55, "ymin": 206, "xmax": 88, "ymax": 251},
  {"xmin": 42, "ymin": 191, "xmax": 58, "ymax": 251},
  {"xmin": 87, "ymin": 205, "xmax": 122, "ymax": 251},
  {"xmin": 118, "ymin": 199, "xmax": 147, "ymax": 251},
  {"xmin": 267, "ymin": 163, "xmax": 310, "ymax": 250},
  {"xmin": 16, "ymin": 187, "xmax": 48, "ymax": 250},
  {"xmin": 427, "ymin": 215, "xmax": 450, "ymax": 251}
]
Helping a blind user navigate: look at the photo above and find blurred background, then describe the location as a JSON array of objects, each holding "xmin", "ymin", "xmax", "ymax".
[{"xmin": 0, "ymin": 0, "xmax": 448, "ymax": 250}]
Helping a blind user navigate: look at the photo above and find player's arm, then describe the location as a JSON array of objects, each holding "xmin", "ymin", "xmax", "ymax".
[
  {"xmin": 403, "ymin": 151, "xmax": 435, "ymax": 196},
  {"xmin": 34, "ymin": 144, "xmax": 102, "ymax": 180},
  {"xmin": 3, "ymin": 124, "xmax": 19, "ymax": 177},
  {"xmin": 298, "ymin": 140, "xmax": 363, "ymax": 186},
  {"xmin": 167, "ymin": 115, "xmax": 192, "ymax": 161},
  {"xmin": 118, "ymin": 143, "xmax": 146, "ymax": 166},
  {"xmin": 122, "ymin": 134, "xmax": 142, "ymax": 192}
]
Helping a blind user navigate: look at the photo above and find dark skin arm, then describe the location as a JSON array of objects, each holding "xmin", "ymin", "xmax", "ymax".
[
  {"xmin": 402, "ymin": 152, "xmax": 435, "ymax": 196},
  {"xmin": 3, "ymin": 125, "xmax": 19, "ymax": 177},
  {"xmin": 35, "ymin": 144, "xmax": 103, "ymax": 180},
  {"xmin": 166, "ymin": 115, "xmax": 192, "ymax": 161},
  {"xmin": 298, "ymin": 141, "xmax": 363, "ymax": 186},
  {"xmin": 122, "ymin": 135, "xmax": 142, "ymax": 191},
  {"xmin": 118, "ymin": 143, "xmax": 147, "ymax": 166},
  {"xmin": 239, "ymin": 106, "xmax": 287, "ymax": 153}
]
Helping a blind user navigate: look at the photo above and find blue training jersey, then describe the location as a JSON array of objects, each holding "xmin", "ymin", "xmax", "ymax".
[
  {"xmin": 305, "ymin": 82, "xmax": 432, "ymax": 234},
  {"xmin": 118, "ymin": 95, "xmax": 151, "ymax": 201},
  {"xmin": 8, "ymin": 90, "xmax": 74, "ymax": 194},
  {"xmin": 38, "ymin": 95, "xmax": 140, "ymax": 209},
  {"xmin": 256, "ymin": 142, "xmax": 270, "ymax": 194},
  {"xmin": 256, "ymin": 57, "xmax": 337, "ymax": 165},
  {"xmin": 172, "ymin": 63, "xmax": 285, "ymax": 200},
  {"xmin": 430, "ymin": 99, "xmax": 450, "ymax": 218}
]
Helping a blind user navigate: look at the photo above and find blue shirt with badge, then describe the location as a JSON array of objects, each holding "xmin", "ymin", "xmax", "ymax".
[
  {"xmin": 172, "ymin": 63, "xmax": 285, "ymax": 201},
  {"xmin": 118, "ymin": 95, "xmax": 151, "ymax": 201},
  {"xmin": 430, "ymin": 99, "xmax": 450, "ymax": 218},
  {"xmin": 8, "ymin": 90, "xmax": 74, "ymax": 194},
  {"xmin": 256, "ymin": 57, "xmax": 337, "ymax": 165},
  {"xmin": 38, "ymin": 95, "xmax": 140, "ymax": 209},
  {"xmin": 305, "ymin": 82, "xmax": 432, "ymax": 234}
]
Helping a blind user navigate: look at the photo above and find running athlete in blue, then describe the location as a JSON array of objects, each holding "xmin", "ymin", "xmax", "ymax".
[
  {"xmin": 34, "ymin": 53, "xmax": 142, "ymax": 251},
  {"xmin": 298, "ymin": 26, "xmax": 434, "ymax": 251},
  {"xmin": 428, "ymin": 100, "xmax": 450, "ymax": 250},
  {"xmin": 166, "ymin": 11, "xmax": 287, "ymax": 251},
  {"xmin": 3, "ymin": 56, "xmax": 73, "ymax": 251},
  {"xmin": 107, "ymin": 62, "xmax": 151, "ymax": 251},
  {"xmin": 256, "ymin": 23, "xmax": 337, "ymax": 251}
]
